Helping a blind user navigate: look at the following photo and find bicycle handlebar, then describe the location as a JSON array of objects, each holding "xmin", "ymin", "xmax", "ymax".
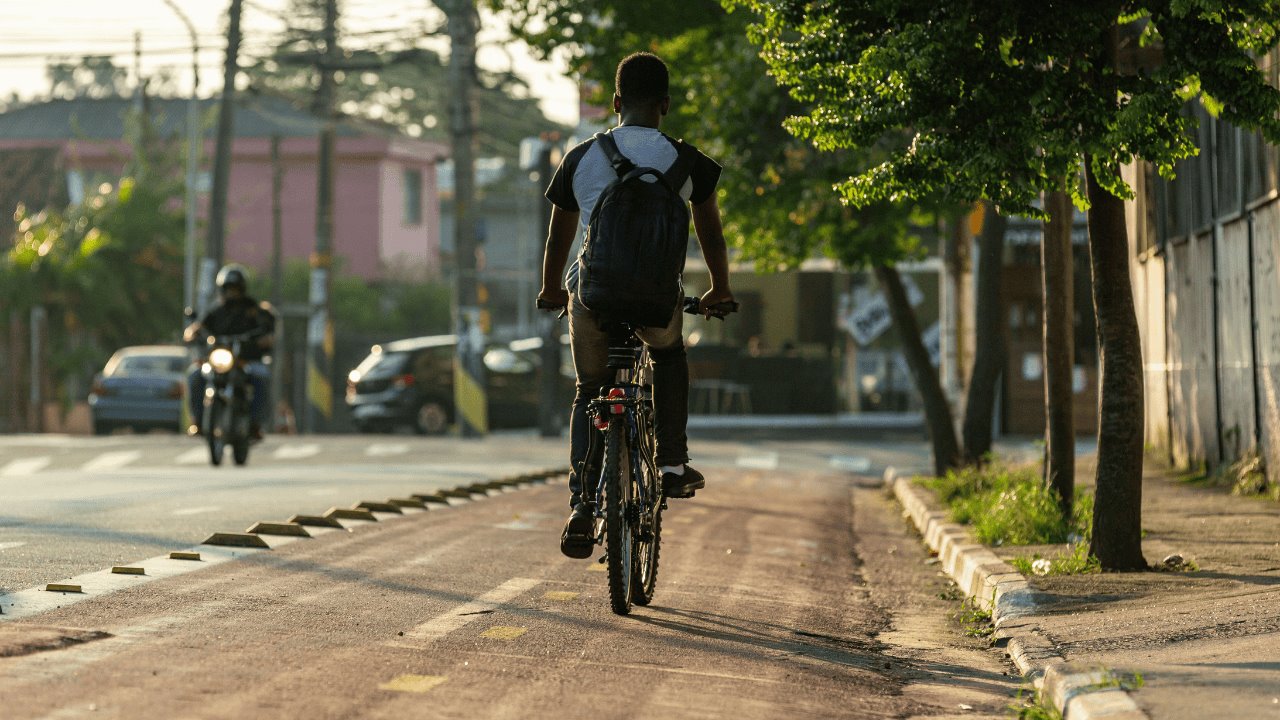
[{"xmin": 535, "ymin": 296, "xmax": 739, "ymax": 321}]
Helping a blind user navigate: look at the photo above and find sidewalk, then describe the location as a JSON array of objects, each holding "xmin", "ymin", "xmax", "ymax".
[{"xmin": 891, "ymin": 454, "xmax": 1280, "ymax": 720}]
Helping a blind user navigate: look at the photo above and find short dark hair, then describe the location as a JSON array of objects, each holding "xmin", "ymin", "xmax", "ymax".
[{"xmin": 615, "ymin": 52, "xmax": 669, "ymax": 108}]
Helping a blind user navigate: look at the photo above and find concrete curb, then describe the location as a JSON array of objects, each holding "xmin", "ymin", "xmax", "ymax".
[{"xmin": 884, "ymin": 466, "xmax": 1149, "ymax": 720}]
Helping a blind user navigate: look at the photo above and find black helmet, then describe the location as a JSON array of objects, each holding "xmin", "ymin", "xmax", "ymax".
[{"xmin": 216, "ymin": 264, "xmax": 248, "ymax": 294}]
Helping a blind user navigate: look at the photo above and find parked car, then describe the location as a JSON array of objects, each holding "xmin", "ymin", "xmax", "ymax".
[
  {"xmin": 87, "ymin": 345, "xmax": 190, "ymax": 434},
  {"xmin": 346, "ymin": 334, "xmax": 573, "ymax": 434}
]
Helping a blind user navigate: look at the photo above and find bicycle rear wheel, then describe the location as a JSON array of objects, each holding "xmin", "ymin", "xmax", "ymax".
[
  {"xmin": 629, "ymin": 456, "xmax": 660, "ymax": 602},
  {"xmin": 603, "ymin": 420, "xmax": 634, "ymax": 615}
]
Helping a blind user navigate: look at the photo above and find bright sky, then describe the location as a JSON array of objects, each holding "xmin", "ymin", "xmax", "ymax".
[{"xmin": 0, "ymin": 0, "xmax": 581, "ymax": 126}]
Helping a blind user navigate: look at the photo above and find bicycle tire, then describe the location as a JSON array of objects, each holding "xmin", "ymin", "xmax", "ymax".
[
  {"xmin": 604, "ymin": 419, "xmax": 634, "ymax": 615},
  {"xmin": 631, "ymin": 491, "xmax": 661, "ymax": 606}
]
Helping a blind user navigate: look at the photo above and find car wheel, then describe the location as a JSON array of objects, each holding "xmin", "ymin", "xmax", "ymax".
[{"xmin": 414, "ymin": 401, "xmax": 449, "ymax": 435}]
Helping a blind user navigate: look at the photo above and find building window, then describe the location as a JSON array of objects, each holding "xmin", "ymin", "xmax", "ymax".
[{"xmin": 403, "ymin": 168, "xmax": 422, "ymax": 225}]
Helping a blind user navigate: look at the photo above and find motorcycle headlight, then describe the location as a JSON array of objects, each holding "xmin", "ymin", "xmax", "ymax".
[{"xmin": 209, "ymin": 348, "xmax": 235, "ymax": 373}]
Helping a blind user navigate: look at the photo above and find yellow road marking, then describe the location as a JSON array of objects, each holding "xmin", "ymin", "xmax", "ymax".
[
  {"xmin": 480, "ymin": 626, "xmax": 527, "ymax": 640},
  {"xmin": 588, "ymin": 563, "xmax": 607, "ymax": 572},
  {"xmin": 543, "ymin": 591, "xmax": 579, "ymax": 601},
  {"xmin": 379, "ymin": 674, "xmax": 448, "ymax": 694}
]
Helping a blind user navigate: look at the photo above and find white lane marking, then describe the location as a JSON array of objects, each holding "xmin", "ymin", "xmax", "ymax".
[
  {"xmin": 80, "ymin": 450, "xmax": 142, "ymax": 473},
  {"xmin": 736, "ymin": 452, "xmax": 779, "ymax": 470},
  {"xmin": 272, "ymin": 443, "xmax": 321, "ymax": 460},
  {"xmin": 365, "ymin": 443, "xmax": 409, "ymax": 457},
  {"xmin": 172, "ymin": 506, "xmax": 221, "ymax": 516},
  {"xmin": 0, "ymin": 456, "xmax": 52, "ymax": 477},
  {"xmin": 830, "ymin": 455, "xmax": 872, "ymax": 473},
  {"xmin": 174, "ymin": 447, "xmax": 208, "ymax": 465},
  {"xmin": 0, "ymin": 547, "xmax": 257, "ymax": 622},
  {"xmin": 401, "ymin": 578, "xmax": 541, "ymax": 642},
  {"xmin": 0, "ymin": 542, "xmax": 27, "ymax": 551}
]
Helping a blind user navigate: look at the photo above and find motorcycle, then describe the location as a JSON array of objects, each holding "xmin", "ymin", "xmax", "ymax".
[{"xmin": 199, "ymin": 330, "xmax": 263, "ymax": 467}]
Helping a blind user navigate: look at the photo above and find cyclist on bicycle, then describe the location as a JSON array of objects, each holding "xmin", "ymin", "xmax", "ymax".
[{"xmin": 537, "ymin": 52, "xmax": 735, "ymax": 558}]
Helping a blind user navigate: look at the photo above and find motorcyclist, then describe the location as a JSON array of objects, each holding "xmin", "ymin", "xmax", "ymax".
[{"xmin": 183, "ymin": 264, "xmax": 276, "ymax": 440}]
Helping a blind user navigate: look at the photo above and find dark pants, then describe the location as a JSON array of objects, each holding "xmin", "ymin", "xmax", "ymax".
[
  {"xmin": 567, "ymin": 295, "xmax": 688, "ymax": 506},
  {"xmin": 188, "ymin": 363, "xmax": 270, "ymax": 429}
]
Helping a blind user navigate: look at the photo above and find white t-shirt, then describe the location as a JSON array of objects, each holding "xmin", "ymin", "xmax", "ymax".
[{"xmin": 545, "ymin": 125, "xmax": 721, "ymax": 233}]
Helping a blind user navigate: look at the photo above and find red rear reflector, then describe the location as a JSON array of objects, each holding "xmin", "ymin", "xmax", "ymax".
[
  {"xmin": 393, "ymin": 374, "xmax": 415, "ymax": 389},
  {"xmin": 607, "ymin": 388, "xmax": 625, "ymax": 415}
]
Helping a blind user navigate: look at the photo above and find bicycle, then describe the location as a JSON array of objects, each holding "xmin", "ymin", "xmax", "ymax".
[{"xmin": 541, "ymin": 295, "xmax": 737, "ymax": 614}]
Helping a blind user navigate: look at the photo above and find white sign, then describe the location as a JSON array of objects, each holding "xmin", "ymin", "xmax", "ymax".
[{"xmin": 840, "ymin": 275, "xmax": 925, "ymax": 346}]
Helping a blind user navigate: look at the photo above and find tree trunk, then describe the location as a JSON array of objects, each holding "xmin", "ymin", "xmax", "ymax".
[
  {"xmin": 1084, "ymin": 156, "xmax": 1147, "ymax": 571},
  {"xmin": 962, "ymin": 204, "xmax": 1007, "ymax": 462},
  {"xmin": 1042, "ymin": 190, "xmax": 1076, "ymax": 519},
  {"xmin": 876, "ymin": 263, "xmax": 962, "ymax": 476}
]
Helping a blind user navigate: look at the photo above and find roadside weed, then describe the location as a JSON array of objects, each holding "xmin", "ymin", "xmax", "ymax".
[
  {"xmin": 1009, "ymin": 687, "xmax": 1061, "ymax": 720},
  {"xmin": 919, "ymin": 462, "xmax": 1092, "ymax": 546},
  {"xmin": 950, "ymin": 597, "xmax": 994, "ymax": 639},
  {"xmin": 1012, "ymin": 542, "xmax": 1101, "ymax": 576}
]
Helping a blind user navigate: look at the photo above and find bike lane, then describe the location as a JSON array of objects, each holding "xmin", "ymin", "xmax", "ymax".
[{"xmin": 0, "ymin": 453, "xmax": 1018, "ymax": 719}]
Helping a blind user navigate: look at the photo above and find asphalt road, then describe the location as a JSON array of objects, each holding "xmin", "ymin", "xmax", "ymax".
[{"xmin": 0, "ymin": 432, "xmax": 1019, "ymax": 718}]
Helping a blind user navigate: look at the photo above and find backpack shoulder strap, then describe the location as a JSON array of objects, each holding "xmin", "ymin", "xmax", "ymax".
[
  {"xmin": 662, "ymin": 139, "xmax": 696, "ymax": 194},
  {"xmin": 593, "ymin": 131, "xmax": 635, "ymax": 178}
]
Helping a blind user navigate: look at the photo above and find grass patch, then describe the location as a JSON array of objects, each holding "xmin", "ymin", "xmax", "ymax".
[
  {"xmin": 1012, "ymin": 541, "xmax": 1101, "ymax": 576},
  {"xmin": 919, "ymin": 461, "xmax": 1092, "ymax": 546}
]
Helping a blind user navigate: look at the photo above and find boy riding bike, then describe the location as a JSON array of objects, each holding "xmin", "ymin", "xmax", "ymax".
[{"xmin": 536, "ymin": 51, "xmax": 736, "ymax": 559}]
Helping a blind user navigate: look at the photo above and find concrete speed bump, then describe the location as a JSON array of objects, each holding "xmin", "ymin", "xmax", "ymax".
[
  {"xmin": 247, "ymin": 522, "xmax": 311, "ymax": 538},
  {"xmin": 111, "ymin": 566, "xmax": 145, "ymax": 575},
  {"xmin": 289, "ymin": 514, "xmax": 344, "ymax": 528},
  {"xmin": 169, "ymin": 551, "xmax": 202, "ymax": 561},
  {"xmin": 389, "ymin": 497, "xmax": 427, "ymax": 509},
  {"xmin": 324, "ymin": 507, "xmax": 378, "ymax": 521},
  {"xmin": 45, "ymin": 584, "xmax": 83, "ymax": 593},
  {"xmin": 355, "ymin": 501, "xmax": 403, "ymax": 514},
  {"xmin": 412, "ymin": 493, "xmax": 451, "ymax": 504},
  {"xmin": 202, "ymin": 532, "xmax": 272, "ymax": 549}
]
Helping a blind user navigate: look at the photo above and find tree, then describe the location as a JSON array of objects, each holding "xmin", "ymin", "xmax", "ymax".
[
  {"xmin": 0, "ymin": 112, "xmax": 185, "ymax": 410},
  {"xmin": 736, "ymin": 0, "xmax": 1280, "ymax": 569},
  {"xmin": 244, "ymin": 0, "xmax": 563, "ymax": 159},
  {"xmin": 46, "ymin": 56, "xmax": 130, "ymax": 99}
]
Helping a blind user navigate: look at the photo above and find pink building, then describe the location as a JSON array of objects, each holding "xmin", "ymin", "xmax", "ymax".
[{"xmin": 0, "ymin": 96, "xmax": 448, "ymax": 280}]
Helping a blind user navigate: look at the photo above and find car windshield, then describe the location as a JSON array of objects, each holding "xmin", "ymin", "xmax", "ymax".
[
  {"xmin": 353, "ymin": 350, "xmax": 410, "ymax": 380},
  {"xmin": 108, "ymin": 354, "xmax": 187, "ymax": 377}
]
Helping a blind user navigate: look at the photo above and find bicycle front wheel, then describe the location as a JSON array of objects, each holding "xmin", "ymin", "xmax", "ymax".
[{"xmin": 603, "ymin": 419, "xmax": 634, "ymax": 615}]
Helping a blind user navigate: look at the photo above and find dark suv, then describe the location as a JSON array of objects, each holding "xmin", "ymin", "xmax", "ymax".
[{"xmin": 345, "ymin": 334, "xmax": 572, "ymax": 434}]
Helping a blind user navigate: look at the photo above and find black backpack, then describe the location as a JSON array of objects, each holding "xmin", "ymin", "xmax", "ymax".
[{"xmin": 576, "ymin": 131, "xmax": 696, "ymax": 328}]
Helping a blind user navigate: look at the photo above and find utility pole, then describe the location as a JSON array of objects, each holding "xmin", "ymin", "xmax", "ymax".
[
  {"xmin": 162, "ymin": 0, "xmax": 200, "ymax": 316},
  {"xmin": 205, "ymin": 0, "xmax": 244, "ymax": 313},
  {"xmin": 446, "ymin": 0, "xmax": 487, "ymax": 437},
  {"xmin": 305, "ymin": 0, "xmax": 338, "ymax": 434},
  {"xmin": 271, "ymin": 134, "xmax": 285, "ymax": 432}
]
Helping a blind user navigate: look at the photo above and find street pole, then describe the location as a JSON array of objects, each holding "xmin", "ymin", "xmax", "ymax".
[
  {"xmin": 305, "ymin": 0, "xmax": 338, "ymax": 434},
  {"xmin": 161, "ymin": 0, "xmax": 200, "ymax": 315},
  {"xmin": 446, "ymin": 0, "xmax": 487, "ymax": 437},
  {"xmin": 271, "ymin": 134, "xmax": 285, "ymax": 432},
  {"xmin": 205, "ymin": 0, "xmax": 243, "ymax": 313}
]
